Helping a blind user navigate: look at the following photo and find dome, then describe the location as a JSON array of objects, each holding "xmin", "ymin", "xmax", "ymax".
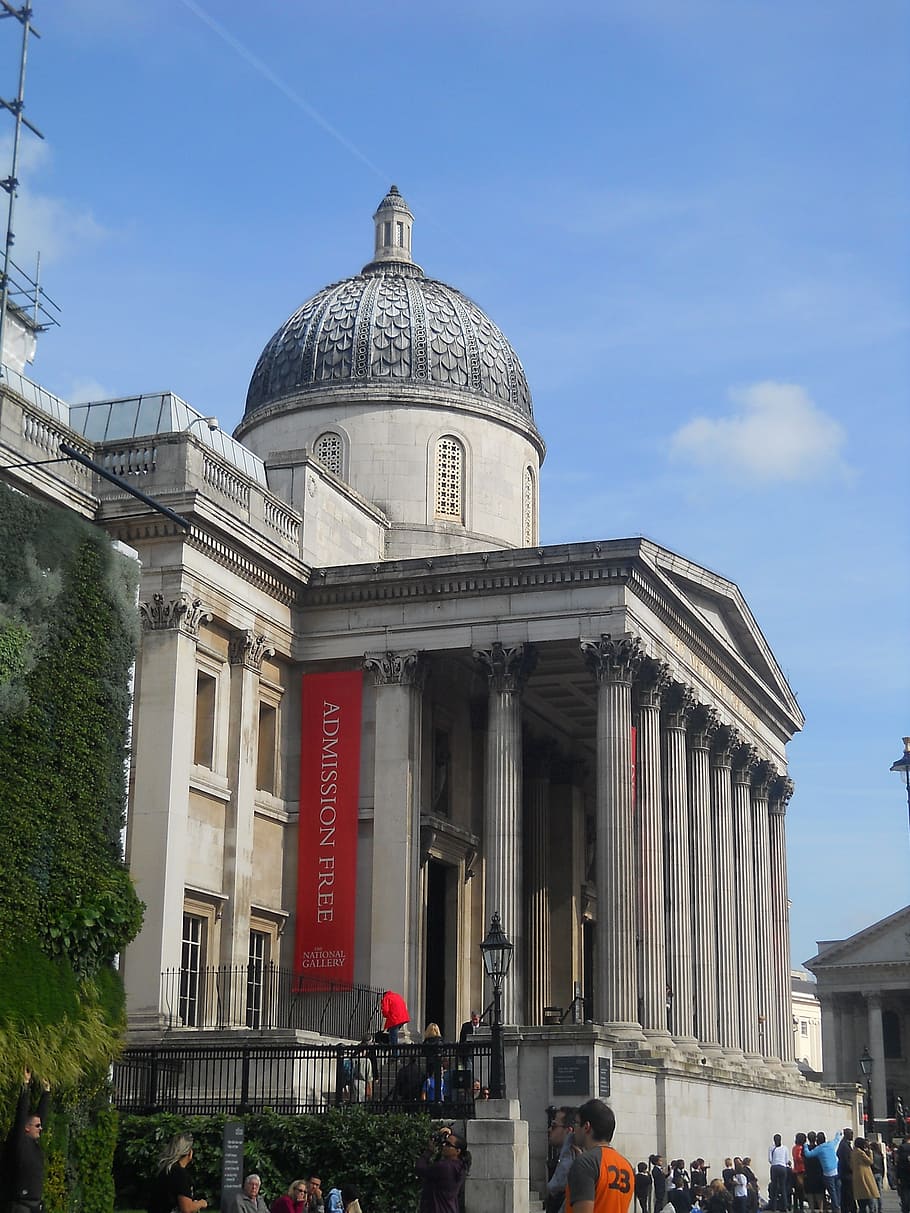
[{"xmin": 243, "ymin": 187, "xmax": 534, "ymax": 422}]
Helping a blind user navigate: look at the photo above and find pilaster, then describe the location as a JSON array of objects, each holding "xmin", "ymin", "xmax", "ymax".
[
  {"xmin": 474, "ymin": 642, "xmax": 536, "ymax": 1025},
  {"xmin": 363, "ymin": 649, "xmax": 426, "ymax": 1007},
  {"xmin": 581, "ymin": 633, "xmax": 644, "ymax": 1037}
]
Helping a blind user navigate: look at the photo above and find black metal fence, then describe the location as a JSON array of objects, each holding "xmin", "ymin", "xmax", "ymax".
[
  {"xmin": 113, "ymin": 1040, "xmax": 494, "ymax": 1118},
  {"xmin": 160, "ymin": 965, "xmax": 384, "ymax": 1041}
]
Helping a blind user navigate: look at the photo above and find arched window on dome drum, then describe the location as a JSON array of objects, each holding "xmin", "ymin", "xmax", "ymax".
[
  {"xmin": 434, "ymin": 436, "xmax": 464, "ymax": 523},
  {"xmin": 523, "ymin": 466, "xmax": 535, "ymax": 546},
  {"xmin": 314, "ymin": 431, "xmax": 344, "ymax": 477}
]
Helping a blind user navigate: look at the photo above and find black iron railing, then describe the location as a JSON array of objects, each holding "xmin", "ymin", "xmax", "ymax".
[
  {"xmin": 160, "ymin": 964, "xmax": 384, "ymax": 1040},
  {"xmin": 113, "ymin": 1040, "xmax": 494, "ymax": 1117}
]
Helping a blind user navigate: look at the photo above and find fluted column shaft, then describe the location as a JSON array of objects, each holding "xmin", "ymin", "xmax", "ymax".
[
  {"xmin": 635, "ymin": 660, "xmax": 670, "ymax": 1037},
  {"xmin": 664, "ymin": 685, "xmax": 696, "ymax": 1043},
  {"xmin": 475, "ymin": 642, "xmax": 535, "ymax": 1025},
  {"xmin": 711, "ymin": 727, "xmax": 740, "ymax": 1051},
  {"xmin": 526, "ymin": 751, "xmax": 552, "ymax": 1025},
  {"xmin": 731, "ymin": 747, "xmax": 760, "ymax": 1056},
  {"xmin": 768, "ymin": 774, "xmax": 794, "ymax": 1061},
  {"xmin": 752, "ymin": 773, "xmax": 774, "ymax": 1058},
  {"xmin": 688, "ymin": 706, "xmax": 720, "ymax": 1048},
  {"xmin": 867, "ymin": 992, "xmax": 887, "ymax": 1124},
  {"xmin": 582, "ymin": 634, "xmax": 644, "ymax": 1034}
]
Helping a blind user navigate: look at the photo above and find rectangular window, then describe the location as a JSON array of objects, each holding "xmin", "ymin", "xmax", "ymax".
[
  {"xmin": 194, "ymin": 671, "xmax": 216, "ymax": 767},
  {"xmin": 383, "ymin": 220, "xmax": 391, "ymax": 247},
  {"xmin": 246, "ymin": 929, "xmax": 269, "ymax": 1029},
  {"xmin": 179, "ymin": 913, "xmax": 206, "ymax": 1027},
  {"xmin": 396, "ymin": 220, "xmax": 404, "ymax": 246},
  {"xmin": 800, "ymin": 1020, "xmax": 809, "ymax": 1037},
  {"xmin": 432, "ymin": 728, "xmax": 451, "ymax": 816},
  {"xmin": 257, "ymin": 702, "xmax": 277, "ymax": 794}
]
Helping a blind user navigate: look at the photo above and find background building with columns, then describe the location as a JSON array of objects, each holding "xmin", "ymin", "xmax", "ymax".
[
  {"xmin": 806, "ymin": 906, "xmax": 910, "ymax": 1128},
  {"xmin": 1, "ymin": 185, "xmax": 806, "ymax": 1072}
]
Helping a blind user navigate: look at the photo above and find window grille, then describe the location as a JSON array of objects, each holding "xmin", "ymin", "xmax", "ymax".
[
  {"xmin": 314, "ymin": 432, "xmax": 343, "ymax": 477},
  {"xmin": 523, "ymin": 467, "xmax": 535, "ymax": 546},
  {"xmin": 435, "ymin": 436, "xmax": 464, "ymax": 521},
  {"xmin": 179, "ymin": 914, "xmax": 205, "ymax": 1028}
]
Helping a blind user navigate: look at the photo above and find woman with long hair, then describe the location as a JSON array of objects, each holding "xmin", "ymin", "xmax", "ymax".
[
  {"xmin": 416, "ymin": 1128, "xmax": 471, "ymax": 1213},
  {"xmin": 149, "ymin": 1135, "xmax": 208, "ymax": 1213}
]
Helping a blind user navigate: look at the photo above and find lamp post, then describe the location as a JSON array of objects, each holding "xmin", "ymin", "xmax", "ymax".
[
  {"xmin": 859, "ymin": 1046, "xmax": 874, "ymax": 1132},
  {"xmin": 480, "ymin": 911, "xmax": 513, "ymax": 1100},
  {"xmin": 890, "ymin": 738, "xmax": 910, "ymax": 850}
]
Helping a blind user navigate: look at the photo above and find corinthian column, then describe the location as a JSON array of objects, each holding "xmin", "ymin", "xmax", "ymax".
[
  {"xmin": 664, "ymin": 683, "xmax": 697, "ymax": 1048},
  {"xmin": 768, "ymin": 772, "xmax": 795, "ymax": 1062},
  {"xmin": 711, "ymin": 725, "xmax": 741, "ymax": 1053},
  {"xmin": 634, "ymin": 658, "xmax": 672, "ymax": 1043},
  {"xmin": 731, "ymin": 743, "xmax": 761, "ymax": 1058},
  {"xmin": 363, "ymin": 650, "xmax": 426, "ymax": 1011},
  {"xmin": 581, "ymin": 633, "xmax": 644, "ymax": 1037},
  {"xmin": 526, "ymin": 743, "xmax": 554, "ymax": 1025},
  {"xmin": 687, "ymin": 704, "xmax": 721, "ymax": 1051},
  {"xmin": 751, "ymin": 763, "xmax": 774, "ymax": 1058},
  {"xmin": 474, "ymin": 641, "xmax": 536, "ymax": 1025}
]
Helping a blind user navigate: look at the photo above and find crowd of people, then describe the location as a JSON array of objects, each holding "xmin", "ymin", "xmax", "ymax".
[
  {"xmin": 546, "ymin": 1116, "xmax": 910, "ymax": 1213},
  {"xmin": 149, "ymin": 1138, "xmax": 363, "ymax": 1213}
]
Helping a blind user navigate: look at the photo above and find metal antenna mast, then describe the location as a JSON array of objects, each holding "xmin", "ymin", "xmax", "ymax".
[{"xmin": 0, "ymin": 0, "xmax": 43, "ymax": 382}]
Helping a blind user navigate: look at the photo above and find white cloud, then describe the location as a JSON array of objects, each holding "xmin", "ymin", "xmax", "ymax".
[
  {"xmin": 68, "ymin": 378, "xmax": 111, "ymax": 404},
  {"xmin": 669, "ymin": 381, "xmax": 849, "ymax": 483},
  {"xmin": 0, "ymin": 136, "xmax": 108, "ymax": 268}
]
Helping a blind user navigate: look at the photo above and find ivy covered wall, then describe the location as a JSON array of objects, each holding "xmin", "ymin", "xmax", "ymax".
[{"xmin": 0, "ymin": 480, "xmax": 144, "ymax": 1210}]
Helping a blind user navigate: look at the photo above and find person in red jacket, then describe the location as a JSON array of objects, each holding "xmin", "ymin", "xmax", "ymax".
[{"xmin": 381, "ymin": 990, "xmax": 410, "ymax": 1045}]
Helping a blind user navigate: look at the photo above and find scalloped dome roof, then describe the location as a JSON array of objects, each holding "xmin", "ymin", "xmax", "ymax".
[{"xmin": 243, "ymin": 187, "xmax": 534, "ymax": 423}]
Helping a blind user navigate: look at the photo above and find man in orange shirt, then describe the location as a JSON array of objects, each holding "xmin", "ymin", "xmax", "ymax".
[{"xmin": 565, "ymin": 1098, "xmax": 634, "ymax": 1213}]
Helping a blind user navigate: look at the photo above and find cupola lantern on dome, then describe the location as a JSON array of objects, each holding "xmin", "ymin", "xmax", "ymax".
[{"xmin": 367, "ymin": 184, "xmax": 417, "ymax": 271}]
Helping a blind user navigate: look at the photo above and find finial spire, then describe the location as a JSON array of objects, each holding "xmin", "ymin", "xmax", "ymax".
[{"xmin": 371, "ymin": 184, "xmax": 414, "ymax": 265}]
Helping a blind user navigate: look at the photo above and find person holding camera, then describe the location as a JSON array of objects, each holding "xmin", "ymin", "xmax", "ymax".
[{"xmin": 415, "ymin": 1127, "xmax": 471, "ymax": 1213}]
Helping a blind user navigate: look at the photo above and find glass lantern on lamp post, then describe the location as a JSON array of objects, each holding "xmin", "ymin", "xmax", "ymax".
[
  {"xmin": 480, "ymin": 911, "xmax": 513, "ymax": 1100},
  {"xmin": 890, "ymin": 738, "xmax": 910, "ymax": 853}
]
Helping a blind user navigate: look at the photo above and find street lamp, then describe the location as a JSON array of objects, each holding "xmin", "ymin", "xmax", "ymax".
[
  {"xmin": 890, "ymin": 738, "xmax": 910, "ymax": 847},
  {"xmin": 859, "ymin": 1046, "xmax": 874, "ymax": 1132},
  {"xmin": 480, "ymin": 911, "xmax": 513, "ymax": 1100}
]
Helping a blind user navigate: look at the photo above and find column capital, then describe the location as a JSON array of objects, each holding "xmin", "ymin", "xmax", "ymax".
[
  {"xmin": 473, "ymin": 641, "xmax": 536, "ymax": 693},
  {"xmin": 363, "ymin": 649, "xmax": 426, "ymax": 688},
  {"xmin": 634, "ymin": 657, "xmax": 672, "ymax": 710},
  {"xmin": 770, "ymin": 774, "xmax": 795, "ymax": 815},
  {"xmin": 711, "ymin": 724, "xmax": 741, "ymax": 768},
  {"xmin": 228, "ymin": 629, "xmax": 275, "ymax": 671},
  {"xmin": 664, "ymin": 682, "xmax": 696, "ymax": 730},
  {"xmin": 731, "ymin": 742, "xmax": 760, "ymax": 785},
  {"xmin": 580, "ymin": 633, "xmax": 644, "ymax": 686},
  {"xmin": 865, "ymin": 990, "xmax": 883, "ymax": 1009},
  {"xmin": 751, "ymin": 760, "xmax": 777, "ymax": 799},
  {"xmin": 687, "ymin": 703, "xmax": 720, "ymax": 750},
  {"xmin": 139, "ymin": 591, "xmax": 212, "ymax": 637}
]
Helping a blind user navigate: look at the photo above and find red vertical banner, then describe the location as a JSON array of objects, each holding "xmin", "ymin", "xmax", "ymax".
[
  {"xmin": 630, "ymin": 724, "xmax": 637, "ymax": 813},
  {"xmin": 295, "ymin": 670, "xmax": 363, "ymax": 989}
]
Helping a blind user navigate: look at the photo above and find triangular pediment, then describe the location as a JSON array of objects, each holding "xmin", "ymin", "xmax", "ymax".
[
  {"xmin": 643, "ymin": 544, "xmax": 803, "ymax": 727},
  {"xmin": 805, "ymin": 905, "xmax": 910, "ymax": 972}
]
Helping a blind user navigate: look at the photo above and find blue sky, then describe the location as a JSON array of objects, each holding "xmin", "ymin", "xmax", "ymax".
[{"xmin": 10, "ymin": 1, "xmax": 909, "ymax": 968}]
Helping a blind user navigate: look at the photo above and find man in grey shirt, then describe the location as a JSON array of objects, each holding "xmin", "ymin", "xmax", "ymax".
[
  {"xmin": 547, "ymin": 1106, "xmax": 578, "ymax": 1213},
  {"xmin": 229, "ymin": 1176, "xmax": 268, "ymax": 1213}
]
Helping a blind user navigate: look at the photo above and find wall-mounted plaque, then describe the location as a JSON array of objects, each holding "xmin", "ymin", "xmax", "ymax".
[{"xmin": 553, "ymin": 1055, "xmax": 590, "ymax": 1097}]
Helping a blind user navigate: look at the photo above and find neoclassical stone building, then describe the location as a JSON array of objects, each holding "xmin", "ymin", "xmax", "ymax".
[{"xmin": 0, "ymin": 185, "xmax": 804, "ymax": 1069}]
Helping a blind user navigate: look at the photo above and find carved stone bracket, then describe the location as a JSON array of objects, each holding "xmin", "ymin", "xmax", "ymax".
[
  {"xmin": 229, "ymin": 629, "xmax": 276, "ymax": 671},
  {"xmin": 687, "ymin": 703, "xmax": 720, "ymax": 750},
  {"xmin": 473, "ymin": 641, "xmax": 537, "ymax": 693},
  {"xmin": 139, "ymin": 592, "xmax": 212, "ymax": 637},
  {"xmin": 664, "ymin": 682, "xmax": 696, "ymax": 730},
  {"xmin": 580, "ymin": 633, "xmax": 644, "ymax": 686},
  {"xmin": 752, "ymin": 760, "xmax": 777, "ymax": 800},
  {"xmin": 363, "ymin": 649, "xmax": 425, "ymax": 688},
  {"xmin": 770, "ymin": 774, "xmax": 795, "ymax": 815},
  {"xmin": 634, "ymin": 657, "xmax": 672, "ymax": 710},
  {"xmin": 711, "ymin": 724, "xmax": 741, "ymax": 769},
  {"xmin": 731, "ymin": 742, "xmax": 760, "ymax": 785}
]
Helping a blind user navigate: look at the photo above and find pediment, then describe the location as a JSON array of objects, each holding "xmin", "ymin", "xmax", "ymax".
[
  {"xmin": 805, "ymin": 905, "xmax": 910, "ymax": 972},
  {"xmin": 645, "ymin": 544, "xmax": 802, "ymax": 726}
]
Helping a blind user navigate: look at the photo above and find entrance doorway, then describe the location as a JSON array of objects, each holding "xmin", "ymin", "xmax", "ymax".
[{"xmin": 424, "ymin": 859, "xmax": 456, "ymax": 1035}]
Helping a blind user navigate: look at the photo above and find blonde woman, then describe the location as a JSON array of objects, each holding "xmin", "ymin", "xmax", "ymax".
[{"xmin": 149, "ymin": 1135, "xmax": 208, "ymax": 1213}]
